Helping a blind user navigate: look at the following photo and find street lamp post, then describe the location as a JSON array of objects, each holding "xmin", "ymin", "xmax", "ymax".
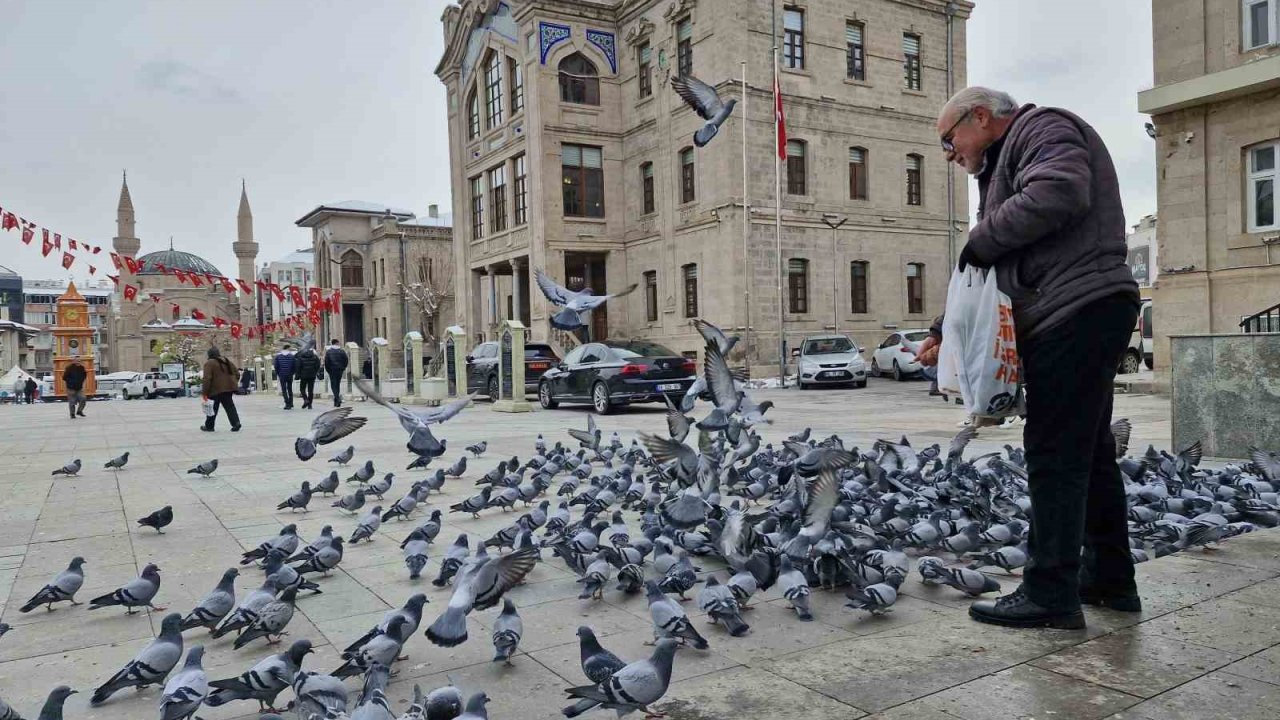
[{"xmin": 821, "ymin": 214, "xmax": 847, "ymax": 335}]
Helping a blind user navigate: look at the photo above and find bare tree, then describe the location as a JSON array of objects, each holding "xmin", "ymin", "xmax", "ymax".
[{"xmin": 400, "ymin": 256, "xmax": 453, "ymax": 346}]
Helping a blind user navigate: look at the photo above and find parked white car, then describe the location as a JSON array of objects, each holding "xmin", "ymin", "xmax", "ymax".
[
  {"xmin": 870, "ymin": 330, "xmax": 932, "ymax": 381},
  {"xmin": 97, "ymin": 371, "xmax": 142, "ymax": 396},
  {"xmin": 796, "ymin": 335, "xmax": 868, "ymax": 389},
  {"xmin": 122, "ymin": 371, "xmax": 183, "ymax": 399}
]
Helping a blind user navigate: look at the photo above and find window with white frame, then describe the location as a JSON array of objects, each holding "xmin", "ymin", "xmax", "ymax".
[
  {"xmin": 1244, "ymin": 0, "xmax": 1277, "ymax": 50},
  {"xmin": 1248, "ymin": 141, "xmax": 1278, "ymax": 231}
]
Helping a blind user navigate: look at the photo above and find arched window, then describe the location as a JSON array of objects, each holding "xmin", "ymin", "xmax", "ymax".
[
  {"xmin": 466, "ymin": 89, "xmax": 480, "ymax": 139},
  {"xmin": 558, "ymin": 53, "xmax": 600, "ymax": 105},
  {"xmin": 340, "ymin": 250, "xmax": 364, "ymax": 288},
  {"xmin": 484, "ymin": 51, "xmax": 504, "ymax": 127}
]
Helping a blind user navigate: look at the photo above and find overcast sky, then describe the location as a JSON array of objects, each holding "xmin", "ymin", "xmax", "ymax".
[{"xmin": 0, "ymin": 0, "xmax": 1154, "ymax": 284}]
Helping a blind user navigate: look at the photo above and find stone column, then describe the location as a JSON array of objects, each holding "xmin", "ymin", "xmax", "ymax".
[
  {"xmin": 370, "ymin": 337, "xmax": 390, "ymax": 395},
  {"xmin": 402, "ymin": 331, "xmax": 426, "ymax": 404},
  {"xmin": 492, "ymin": 319, "xmax": 531, "ymax": 413},
  {"xmin": 510, "ymin": 258, "xmax": 524, "ymax": 327},
  {"xmin": 445, "ymin": 325, "xmax": 468, "ymax": 397},
  {"xmin": 344, "ymin": 342, "xmax": 360, "ymax": 397},
  {"xmin": 486, "ymin": 263, "xmax": 500, "ymax": 340}
]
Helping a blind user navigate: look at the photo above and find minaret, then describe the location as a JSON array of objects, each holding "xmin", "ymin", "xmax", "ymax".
[
  {"xmin": 232, "ymin": 181, "xmax": 259, "ymax": 356},
  {"xmin": 112, "ymin": 171, "xmax": 143, "ymax": 371},
  {"xmin": 113, "ymin": 171, "xmax": 140, "ymax": 258}
]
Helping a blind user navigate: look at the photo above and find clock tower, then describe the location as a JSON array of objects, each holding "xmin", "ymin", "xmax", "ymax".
[{"xmin": 53, "ymin": 282, "xmax": 97, "ymax": 397}]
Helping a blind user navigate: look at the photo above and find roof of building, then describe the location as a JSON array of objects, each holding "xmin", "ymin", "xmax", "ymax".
[
  {"xmin": 272, "ymin": 249, "xmax": 315, "ymax": 265},
  {"xmin": 0, "ymin": 264, "xmax": 19, "ymax": 279},
  {"xmin": 402, "ymin": 212, "xmax": 454, "ymax": 228},
  {"xmin": 295, "ymin": 201, "xmax": 416, "ymax": 227},
  {"xmin": 136, "ymin": 249, "xmax": 224, "ymax": 277},
  {"xmin": 173, "ymin": 317, "xmax": 208, "ymax": 328}
]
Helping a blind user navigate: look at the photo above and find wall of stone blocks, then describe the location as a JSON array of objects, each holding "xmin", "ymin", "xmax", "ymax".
[{"xmin": 1171, "ymin": 332, "xmax": 1280, "ymax": 459}]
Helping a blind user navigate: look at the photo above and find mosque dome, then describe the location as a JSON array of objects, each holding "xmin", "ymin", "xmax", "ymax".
[{"xmin": 135, "ymin": 249, "xmax": 224, "ymax": 277}]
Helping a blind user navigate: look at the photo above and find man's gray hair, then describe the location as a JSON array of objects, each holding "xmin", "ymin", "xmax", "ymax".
[{"xmin": 943, "ymin": 86, "xmax": 1019, "ymax": 119}]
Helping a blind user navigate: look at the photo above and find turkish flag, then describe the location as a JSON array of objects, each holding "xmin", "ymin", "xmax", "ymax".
[
  {"xmin": 774, "ymin": 71, "xmax": 787, "ymax": 160},
  {"xmin": 330, "ymin": 289, "xmax": 342, "ymax": 314},
  {"xmin": 1, "ymin": 212, "xmax": 15, "ymax": 231},
  {"xmin": 123, "ymin": 284, "xmax": 138, "ymax": 301},
  {"xmin": 289, "ymin": 285, "xmax": 305, "ymax": 307},
  {"xmin": 92, "ymin": 245, "xmax": 102, "ymax": 254},
  {"xmin": 123, "ymin": 255, "xmax": 141, "ymax": 274},
  {"xmin": 173, "ymin": 270, "xmax": 188, "ymax": 284},
  {"xmin": 191, "ymin": 308, "xmax": 207, "ymax": 321},
  {"xmin": 171, "ymin": 303, "xmax": 181, "ymax": 316},
  {"xmin": 61, "ymin": 252, "xmax": 74, "ymax": 269},
  {"xmin": 248, "ymin": 327, "xmax": 256, "ymax": 339},
  {"xmin": 53, "ymin": 233, "xmax": 61, "ymax": 250},
  {"xmin": 88, "ymin": 265, "xmax": 97, "ymax": 275},
  {"xmin": 270, "ymin": 284, "xmax": 285, "ymax": 302},
  {"xmin": 42, "ymin": 235, "xmax": 54, "ymax": 257},
  {"xmin": 154, "ymin": 263, "xmax": 167, "ymax": 274},
  {"xmin": 189, "ymin": 273, "xmax": 204, "ymax": 287},
  {"xmin": 110, "ymin": 252, "xmax": 123, "ymax": 270},
  {"xmin": 220, "ymin": 277, "xmax": 236, "ymax": 294},
  {"xmin": 68, "ymin": 238, "xmax": 78, "ymax": 251},
  {"xmin": 308, "ymin": 287, "xmax": 323, "ymax": 306},
  {"xmin": 108, "ymin": 274, "xmax": 120, "ymax": 286},
  {"xmin": 150, "ymin": 293, "xmax": 163, "ymax": 304},
  {"xmin": 22, "ymin": 223, "xmax": 34, "ymax": 245},
  {"xmin": 213, "ymin": 317, "xmax": 228, "ymax": 328},
  {"xmin": 230, "ymin": 322, "xmax": 243, "ymax": 338},
  {"xmin": 238, "ymin": 278, "xmax": 254, "ymax": 295}
]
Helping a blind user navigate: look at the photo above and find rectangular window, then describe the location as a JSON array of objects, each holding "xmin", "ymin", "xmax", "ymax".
[
  {"xmin": 562, "ymin": 144, "xmax": 605, "ymax": 218},
  {"xmin": 1245, "ymin": 0, "xmax": 1276, "ymax": 49},
  {"xmin": 680, "ymin": 147, "xmax": 696, "ymax": 203},
  {"xmin": 644, "ymin": 270, "xmax": 658, "ymax": 322},
  {"xmin": 783, "ymin": 8, "xmax": 805, "ymax": 70},
  {"xmin": 846, "ymin": 22, "xmax": 865, "ymax": 80},
  {"xmin": 906, "ymin": 154, "xmax": 923, "ymax": 206},
  {"xmin": 850, "ymin": 261, "xmax": 868, "ymax": 313},
  {"xmin": 509, "ymin": 57, "xmax": 524, "ymax": 115},
  {"xmin": 788, "ymin": 258, "xmax": 809, "ymax": 314},
  {"xmin": 903, "ymin": 33, "xmax": 922, "ymax": 90},
  {"xmin": 467, "ymin": 92, "xmax": 480, "ymax": 139},
  {"xmin": 1248, "ymin": 141, "xmax": 1279, "ymax": 231},
  {"xmin": 489, "ymin": 165, "xmax": 507, "ymax": 233},
  {"xmin": 470, "ymin": 175, "xmax": 484, "ymax": 238},
  {"xmin": 677, "ymin": 18, "xmax": 693, "ymax": 77},
  {"xmin": 484, "ymin": 54, "xmax": 504, "ymax": 127},
  {"xmin": 907, "ymin": 262, "xmax": 925, "ymax": 314},
  {"xmin": 513, "ymin": 154, "xmax": 528, "ymax": 226},
  {"xmin": 682, "ymin": 264, "xmax": 698, "ymax": 318},
  {"xmin": 849, "ymin": 147, "xmax": 868, "ymax": 200},
  {"xmin": 641, "ymin": 162, "xmax": 655, "ymax": 214},
  {"xmin": 786, "ymin": 139, "xmax": 806, "ymax": 195},
  {"xmin": 638, "ymin": 42, "xmax": 652, "ymax": 97}
]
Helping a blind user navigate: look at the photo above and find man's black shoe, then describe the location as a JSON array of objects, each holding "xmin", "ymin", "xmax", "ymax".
[
  {"xmin": 200, "ymin": 426, "xmax": 214, "ymax": 432},
  {"xmin": 76, "ymin": 411, "xmax": 86, "ymax": 417},
  {"xmin": 969, "ymin": 589, "xmax": 1085, "ymax": 629},
  {"xmin": 1079, "ymin": 587, "xmax": 1142, "ymax": 612},
  {"xmin": 230, "ymin": 425, "xmax": 242, "ymax": 432}
]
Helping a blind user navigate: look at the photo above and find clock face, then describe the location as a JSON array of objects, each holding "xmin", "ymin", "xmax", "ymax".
[
  {"xmin": 69, "ymin": 339, "xmax": 80, "ymax": 350},
  {"xmin": 65, "ymin": 309, "xmax": 80, "ymax": 321}
]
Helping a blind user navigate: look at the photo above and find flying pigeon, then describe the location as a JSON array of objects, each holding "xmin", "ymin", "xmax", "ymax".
[
  {"xmin": 534, "ymin": 268, "xmax": 638, "ymax": 331},
  {"xmin": 670, "ymin": 73, "xmax": 738, "ymax": 147},
  {"xmin": 159, "ymin": 645, "xmax": 208, "ymax": 720},
  {"xmin": 425, "ymin": 544, "xmax": 538, "ymax": 647},
  {"xmin": 329, "ymin": 445, "xmax": 355, "ymax": 466},
  {"xmin": 562, "ymin": 637, "xmax": 679, "ymax": 718},
  {"xmin": 51, "ymin": 459, "xmax": 81, "ymax": 477},
  {"xmin": 104, "ymin": 451, "xmax": 131, "ymax": 470},
  {"xmin": 355, "ymin": 376, "xmax": 473, "ymax": 456},
  {"xmin": 187, "ymin": 459, "xmax": 218, "ymax": 477},
  {"xmin": 137, "ymin": 505, "xmax": 174, "ymax": 534},
  {"xmin": 20, "ymin": 556, "xmax": 86, "ymax": 613},
  {"xmin": 91, "ymin": 613, "xmax": 184, "ymax": 704},
  {"xmin": 205, "ymin": 638, "xmax": 313, "ymax": 713},
  {"xmin": 295, "ymin": 407, "xmax": 368, "ymax": 461},
  {"xmin": 491, "ymin": 598, "xmax": 523, "ymax": 665},
  {"xmin": 88, "ymin": 563, "xmax": 163, "ymax": 613},
  {"xmin": 179, "ymin": 567, "xmax": 238, "ymax": 632}
]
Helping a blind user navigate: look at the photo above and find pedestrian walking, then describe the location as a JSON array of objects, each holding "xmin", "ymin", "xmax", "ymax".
[
  {"xmin": 273, "ymin": 344, "xmax": 297, "ymax": 410},
  {"xmin": 296, "ymin": 344, "xmax": 321, "ymax": 409},
  {"xmin": 323, "ymin": 338, "xmax": 348, "ymax": 408},
  {"xmin": 12, "ymin": 377, "xmax": 23, "ymax": 406},
  {"xmin": 62, "ymin": 361, "xmax": 88, "ymax": 419},
  {"xmin": 25, "ymin": 377, "xmax": 37, "ymax": 404},
  {"xmin": 916, "ymin": 87, "xmax": 1139, "ymax": 630},
  {"xmin": 239, "ymin": 366, "xmax": 253, "ymax": 394},
  {"xmin": 201, "ymin": 347, "xmax": 241, "ymax": 432}
]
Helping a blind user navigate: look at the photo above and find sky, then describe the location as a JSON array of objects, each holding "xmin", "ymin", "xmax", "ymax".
[{"xmin": 0, "ymin": 0, "xmax": 1155, "ymax": 285}]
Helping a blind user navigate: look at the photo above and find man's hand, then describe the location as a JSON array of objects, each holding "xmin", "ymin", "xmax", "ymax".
[
  {"xmin": 957, "ymin": 244, "xmax": 990, "ymax": 271},
  {"xmin": 915, "ymin": 336, "xmax": 940, "ymax": 367}
]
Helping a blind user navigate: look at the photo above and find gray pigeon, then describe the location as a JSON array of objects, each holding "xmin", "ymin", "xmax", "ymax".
[
  {"xmin": 938, "ymin": 567, "xmax": 1002, "ymax": 597},
  {"xmin": 316, "ymin": 470, "xmax": 341, "ymax": 496},
  {"xmin": 137, "ymin": 505, "xmax": 174, "ymax": 533},
  {"xmin": 343, "ymin": 594, "xmax": 429, "ymax": 657},
  {"xmin": 50, "ymin": 459, "xmax": 80, "ymax": 477},
  {"xmin": 287, "ymin": 525, "xmax": 334, "ymax": 564},
  {"xmin": 232, "ymin": 586, "xmax": 299, "ymax": 649},
  {"xmin": 575, "ymin": 626, "xmax": 626, "ymax": 685},
  {"xmin": 179, "ymin": 567, "xmax": 238, "ymax": 632},
  {"xmin": 364, "ymin": 472, "xmax": 394, "ymax": 500},
  {"xmin": 241, "ymin": 524, "xmax": 301, "ymax": 565},
  {"xmin": 424, "ymin": 684, "xmax": 464, "ymax": 720},
  {"xmin": 562, "ymin": 638, "xmax": 678, "ymax": 718},
  {"xmin": 403, "ymin": 530, "xmax": 431, "ymax": 580},
  {"xmin": 329, "ymin": 445, "xmax": 355, "ymax": 466},
  {"xmin": 670, "ymin": 73, "xmax": 737, "ymax": 147},
  {"xmin": 333, "ymin": 488, "xmax": 368, "ymax": 514},
  {"xmin": 211, "ymin": 574, "xmax": 278, "ymax": 639},
  {"xmin": 467, "ymin": 441, "xmax": 488, "ymax": 457},
  {"xmin": 535, "ymin": 268, "xmax": 638, "ymax": 331},
  {"xmin": 277, "ymin": 481, "xmax": 313, "ymax": 512},
  {"xmin": 456, "ymin": 692, "xmax": 490, "ymax": 720},
  {"xmin": 88, "ymin": 563, "xmax": 163, "ymax": 613},
  {"xmin": 433, "ymin": 533, "xmax": 470, "ymax": 587},
  {"xmin": 104, "ymin": 451, "xmax": 130, "ymax": 470},
  {"xmin": 333, "ymin": 615, "xmax": 409, "ymax": 678},
  {"xmin": 295, "ymin": 407, "xmax": 368, "ymax": 461},
  {"xmin": 32, "ymin": 686, "xmax": 76, "ymax": 720},
  {"xmin": 206, "ymin": 638, "xmax": 313, "ymax": 713},
  {"xmin": 777, "ymin": 555, "xmax": 813, "ymax": 621},
  {"xmin": 293, "ymin": 536, "xmax": 344, "ymax": 576},
  {"xmin": 91, "ymin": 613, "xmax": 184, "ymax": 704},
  {"xmin": 346, "ymin": 459, "xmax": 376, "ymax": 484},
  {"xmin": 491, "ymin": 598, "xmax": 523, "ymax": 665},
  {"xmin": 425, "ymin": 544, "xmax": 538, "ymax": 647},
  {"xmin": 349, "ymin": 506, "xmax": 383, "ymax": 544},
  {"xmin": 159, "ymin": 645, "xmax": 207, "ymax": 720},
  {"xmin": 355, "ymin": 376, "xmax": 473, "ymax": 456},
  {"xmin": 186, "ymin": 459, "xmax": 217, "ymax": 477},
  {"xmin": 644, "ymin": 580, "xmax": 708, "ymax": 649},
  {"xmin": 292, "ymin": 670, "xmax": 348, "ymax": 719},
  {"xmin": 20, "ymin": 556, "xmax": 85, "ymax": 612},
  {"xmin": 697, "ymin": 576, "xmax": 748, "ymax": 636}
]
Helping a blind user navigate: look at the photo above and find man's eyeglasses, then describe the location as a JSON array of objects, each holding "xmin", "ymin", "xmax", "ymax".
[{"xmin": 940, "ymin": 108, "xmax": 973, "ymax": 153}]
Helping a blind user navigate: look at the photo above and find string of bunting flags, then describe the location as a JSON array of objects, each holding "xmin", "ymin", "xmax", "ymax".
[{"xmin": 0, "ymin": 201, "xmax": 343, "ymax": 341}]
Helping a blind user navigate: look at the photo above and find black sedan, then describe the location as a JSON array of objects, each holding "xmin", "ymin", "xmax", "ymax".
[
  {"xmin": 538, "ymin": 340, "xmax": 697, "ymax": 414},
  {"xmin": 466, "ymin": 342, "xmax": 560, "ymax": 400}
]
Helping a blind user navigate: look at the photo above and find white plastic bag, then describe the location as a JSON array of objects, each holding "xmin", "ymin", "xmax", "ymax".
[
  {"xmin": 938, "ymin": 267, "xmax": 1025, "ymax": 422},
  {"xmin": 201, "ymin": 398, "xmax": 216, "ymax": 417}
]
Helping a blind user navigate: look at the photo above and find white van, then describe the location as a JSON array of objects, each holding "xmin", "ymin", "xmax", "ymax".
[{"xmin": 1120, "ymin": 300, "xmax": 1153, "ymax": 374}]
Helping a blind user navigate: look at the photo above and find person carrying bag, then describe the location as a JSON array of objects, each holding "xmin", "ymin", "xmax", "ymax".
[{"xmin": 201, "ymin": 347, "xmax": 241, "ymax": 432}]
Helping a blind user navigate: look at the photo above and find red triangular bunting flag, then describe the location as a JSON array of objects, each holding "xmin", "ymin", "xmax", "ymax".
[
  {"xmin": 213, "ymin": 317, "xmax": 228, "ymax": 328},
  {"xmin": 220, "ymin": 277, "xmax": 236, "ymax": 293},
  {"xmin": 270, "ymin": 283, "xmax": 285, "ymax": 301},
  {"xmin": 123, "ymin": 256, "xmax": 141, "ymax": 274},
  {"xmin": 21, "ymin": 223, "xmax": 34, "ymax": 245},
  {"xmin": 289, "ymin": 285, "xmax": 305, "ymax": 306},
  {"xmin": 248, "ymin": 327, "xmax": 256, "ymax": 339},
  {"xmin": 110, "ymin": 252, "xmax": 123, "ymax": 270},
  {"xmin": 53, "ymin": 233, "xmax": 61, "ymax": 250},
  {"xmin": 171, "ymin": 303, "xmax": 181, "ymax": 316},
  {"xmin": 189, "ymin": 273, "xmax": 204, "ymax": 287},
  {"xmin": 92, "ymin": 245, "xmax": 102, "ymax": 254},
  {"xmin": 61, "ymin": 252, "xmax": 74, "ymax": 269},
  {"xmin": 88, "ymin": 265, "xmax": 97, "ymax": 275},
  {"xmin": 173, "ymin": 269, "xmax": 188, "ymax": 284},
  {"xmin": 68, "ymin": 238, "xmax": 78, "ymax": 251},
  {"xmin": 191, "ymin": 308, "xmax": 207, "ymax": 321},
  {"xmin": 1, "ymin": 212, "xmax": 15, "ymax": 231},
  {"xmin": 42, "ymin": 235, "xmax": 54, "ymax": 257},
  {"xmin": 150, "ymin": 293, "xmax": 163, "ymax": 304},
  {"xmin": 154, "ymin": 263, "xmax": 167, "ymax": 274},
  {"xmin": 108, "ymin": 274, "xmax": 120, "ymax": 286},
  {"xmin": 238, "ymin": 278, "xmax": 254, "ymax": 294},
  {"xmin": 330, "ymin": 290, "xmax": 342, "ymax": 314}
]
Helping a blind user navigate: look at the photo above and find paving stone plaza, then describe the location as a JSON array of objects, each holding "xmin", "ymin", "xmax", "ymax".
[{"xmin": 0, "ymin": 381, "xmax": 1277, "ymax": 720}]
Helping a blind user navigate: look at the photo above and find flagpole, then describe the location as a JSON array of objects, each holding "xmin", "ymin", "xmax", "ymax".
[
  {"xmin": 741, "ymin": 59, "xmax": 751, "ymax": 378},
  {"xmin": 773, "ymin": 46, "xmax": 784, "ymax": 387}
]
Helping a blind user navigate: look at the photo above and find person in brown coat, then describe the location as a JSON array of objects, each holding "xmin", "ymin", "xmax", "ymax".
[{"xmin": 201, "ymin": 347, "xmax": 241, "ymax": 432}]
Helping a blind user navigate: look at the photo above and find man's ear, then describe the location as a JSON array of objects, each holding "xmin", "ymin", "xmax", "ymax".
[{"xmin": 973, "ymin": 106, "xmax": 991, "ymax": 129}]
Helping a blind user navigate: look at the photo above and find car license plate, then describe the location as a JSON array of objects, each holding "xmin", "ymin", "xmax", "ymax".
[
  {"xmin": 820, "ymin": 371, "xmax": 843, "ymax": 378},
  {"xmin": 657, "ymin": 383, "xmax": 682, "ymax": 392}
]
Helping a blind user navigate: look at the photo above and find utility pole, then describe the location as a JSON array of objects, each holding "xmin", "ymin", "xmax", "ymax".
[{"xmin": 821, "ymin": 214, "xmax": 847, "ymax": 334}]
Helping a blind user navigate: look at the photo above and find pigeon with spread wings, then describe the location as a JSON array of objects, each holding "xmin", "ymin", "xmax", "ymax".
[
  {"xmin": 354, "ymin": 376, "xmax": 474, "ymax": 457},
  {"xmin": 670, "ymin": 73, "xmax": 738, "ymax": 147},
  {"xmin": 295, "ymin": 406, "xmax": 368, "ymax": 461},
  {"xmin": 534, "ymin": 268, "xmax": 637, "ymax": 331}
]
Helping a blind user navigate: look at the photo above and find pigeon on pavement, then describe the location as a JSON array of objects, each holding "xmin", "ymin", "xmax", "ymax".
[
  {"xmin": 562, "ymin": 637, "xmax": 679, "ymax": 718},
  {"xmin": 287, "ymin": 525, "xmax": 334, "ymax": 564},
  {"xmin": 137, "ymin": 505, "xmax": 174, "ymax": 534},
  {"xmin": 186, "ymin": 459, "xmax": 218, "ymax": 477},
  {"xmin": 425, "ymin": 544, "xmax": 538, "ymax": 647},
  {"xmin": 295, "ymin": 407, "xmax": 368, "ymax": 461},
  {"xmin": 20, "ymin": 556, "xmax": 86, "ymax": 613},
  {"xmin": 349, "ymin": 506, "xmax": 383, "ymax": 544},
  {"xmin": 211, "ymin": 574, "xmax": 279, "ymax": 639},
  {"xmin": 158, "ymin": 645, "xmax": 207, "ymax": 720},
  {"xmin": 104, "ymin": 451, "xmax": 130, "ymax": 470},
  {"xmin": 241, "ymin": 525, "xmax": 301, "ymax": 565},
  {"xmin": 424, "ymin": 683, "xmax": 464, "ymax": 720},
  {"xmin": 333, "ymin": 615, "xmax": 410, "ymax": 678},
  {"xmin": 88, "ymin": 563, "xmax": 163, "ymax": 613},
  {"xmin": 205, "ymin": 638, "xmax": 312, "ymax": 713},
  {"xmin": 670, "ymin": 73, "xmax": 738, "ymax": 147},
  {"xmin": 467, "ymin": 441, "xmax": 488, "ymax": 457},
  {"xmin": 364, "ymin": 472, "xmax": 394, "ymax": 500},
  {"xmin": 334, "ymin": 487, "xmax": 368, "ymax": 514},
  {"xmin": 403, "ymin": 530, "xmax": 431, "ymax": 580},
  {"xmin": 644, "ymin": 580, "xmax": 708, "ymax": 649},
  {"xmin": 433, "ymin": 534, "xmax": 470, "ymax": 588},
  {"xmin": 179, "ymin": 567, "xmax": 238, "ymax": 632},
  {"xmin": 316, "ymin": 470, "xmax": 341, "ymax": 496},
  {"xmin": 277, "ymin": 481, "xmax": 313, "ymax": 512},
  {"xmin": 777, "ymin": 555, "xmax": 813, "ymax": 621},
  {"xmin": 293, "ymin": 536, "xmax": 345, "ymax": 576},
  {"xmin": 232, "ymin": 586, "xmax": 299, "ymax": 649},
  {"xmin": 535, "ymin": 268, "xmax": 637, "ymax": 331},
  {"xmin": 50, "ymin": 459, "xmax": 80, "ymax": 477},
  {"xmin": 696, "ymin": 576, "xmax": 749, "ymax": 636},
  {"xmin": 291, "ymin": 670, "xmax": 349, "ymax": 719},
  {"xmin": 491, "ymin": 599, "xmax": 523, "ymax": 665},
  {"xmin": 91, "ymin": 613, "xmax": 184, "ymax": 704},
  {"xmin": 329, "ymin": 445, "xmax": 355, "ymax": 466},
  {"xmin": 456, "ymin": 692, "xmax": 491, "ymax": 720},
  {"xmin": 30, "ymin": 686, "xmax": 76, "ymax": 720},
  {"xmin": 344, "ymin": 594, "xmax": 429, "ymax": 658},
  {"xmin": 346, "ymin": 459, "xmax": 376, "ymax": 484}
]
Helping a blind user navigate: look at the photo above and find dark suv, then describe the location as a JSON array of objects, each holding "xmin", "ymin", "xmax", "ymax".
[{"xmin": 466, "ymin": 342, "xmax": 560, "ymax": 400}]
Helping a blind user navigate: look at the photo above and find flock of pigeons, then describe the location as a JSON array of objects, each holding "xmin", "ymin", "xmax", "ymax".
[{"xmin": 17, "ymin": 314, "xmax": 1280, "ymax": 720}]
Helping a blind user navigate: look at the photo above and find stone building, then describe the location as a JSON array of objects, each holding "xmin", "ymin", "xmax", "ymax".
[
  {"xmin": 108, "ymin": 175, "xmax": 259, "ymax": 371},
  {"xmin": 1138, "ymin": 0, "xmax": 1280, "ymax": 375},
  {"xmin": 299, "ymin": 203, "xmax": 455, "ymax": 365},
  {"xmin": 258, "ymin": 249, "xmax": 317, "ymax": 326},
  {"xmin": 434, "ymin": 0, "xmax": 971, "ymax": 364}
]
